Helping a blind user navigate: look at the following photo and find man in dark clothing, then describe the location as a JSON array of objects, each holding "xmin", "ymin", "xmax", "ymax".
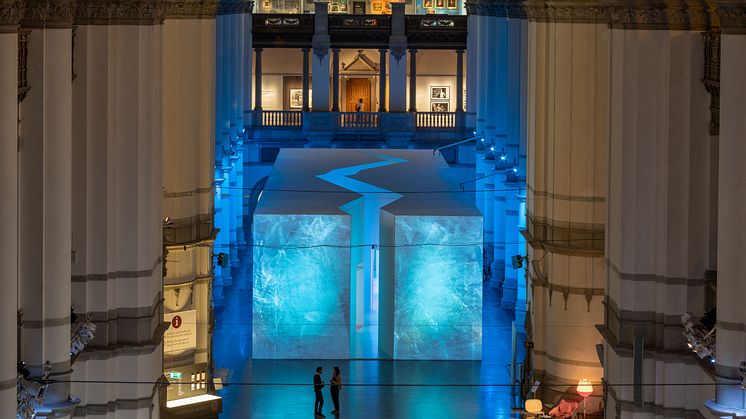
[{"xmin": 314, "ymin": 366, "xmax": 325, "ymax": 418}]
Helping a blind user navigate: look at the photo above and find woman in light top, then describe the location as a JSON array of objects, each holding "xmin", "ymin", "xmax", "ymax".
[{"xmin": 330, "ymin": 366, "xmax": 342, "ymax": 416}]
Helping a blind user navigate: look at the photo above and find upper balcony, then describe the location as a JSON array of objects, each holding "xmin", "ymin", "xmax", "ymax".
[
  {"xmin": 252, "ymin": 13, "xmax": 467, "ymax": 49},
  {"xmin": 256, "ymin": 0, "xmax": 465, "ymax": 16}
]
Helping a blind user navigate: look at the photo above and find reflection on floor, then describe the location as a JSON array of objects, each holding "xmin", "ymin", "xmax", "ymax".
[{"xmin": 213, "ymin": 253, "xmax": 522, "ymax": 418}]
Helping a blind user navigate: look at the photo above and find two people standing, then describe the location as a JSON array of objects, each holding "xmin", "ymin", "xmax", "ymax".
[{"xmin": 313, "ymin": 366, "xmax": 342, "ymax": 417}]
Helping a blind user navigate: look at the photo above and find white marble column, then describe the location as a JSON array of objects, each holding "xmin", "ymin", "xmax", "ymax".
[
  {"xmin": 711, "ymin": 33, "xmax": 746, "ymax": 416},
  {"xmin": 69, "ymin": 23, "xmax": 165, "ymax": 417},
  {"xmin": 162, "ymin": 15, "xmax": 217, "ymax": 406},
  {"xmin": 19, "ymin": 26, "xmax": 73, "ymax": 408},
  {"xmin": 526, "ymin": 21, "xmax": 608, "ymax": 402},
  {"xmin": 604, "ymin": 28, "xmax": 713, "ymax": 415},
  {"xmin": 0, "ymin": 28, "xmax": 18, "ymax": 418}
]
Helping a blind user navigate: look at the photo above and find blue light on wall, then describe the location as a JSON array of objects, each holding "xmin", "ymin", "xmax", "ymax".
[{"xmin": 253, "ymin": 214, "xmax": 351, "ymax": 359}]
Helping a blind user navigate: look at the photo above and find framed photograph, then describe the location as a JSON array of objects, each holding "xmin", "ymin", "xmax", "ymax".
[
  {"xmin": 446, "ymin": 0, "xmax": 456, "ymax": 8},
  {"xmin": 431, "ymin": 101, "xmax": 449, "ymax": 112},
  {"xmin": 435, "ymin": 0, "xmax": 444, "ymax": 7},
  {"xmin": 372, "ymin": 2, "xmax": 382, "ymax": 11},
  {"xmin": 422, "ymin": 0, "xmax": 433, "ymax": 8},
  {"xmin": 329, "ymin": 3, "xmax": 339, "ymax": 11},
  {"xmin": 289, "ymin": 89, "xmax": 311, "ymax": 109},
  {"xmin": 430, "ymin": 86, "xmax": 450, "ymax": 100}
]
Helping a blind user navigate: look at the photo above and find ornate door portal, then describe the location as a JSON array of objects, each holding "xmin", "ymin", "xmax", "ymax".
[{"xmin": 345, "ymin": 78, "xmax": 371, "ymax": 112}]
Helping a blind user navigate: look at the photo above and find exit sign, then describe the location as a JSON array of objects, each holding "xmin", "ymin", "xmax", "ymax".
[{"xmin": 168, "ymin": 372, "xmax": 182, "ymax": 380}]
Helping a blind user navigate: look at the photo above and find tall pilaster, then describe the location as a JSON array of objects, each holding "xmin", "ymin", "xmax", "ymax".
[
  {"xmin": 604, "ymin": 28, "xmax": 713, "ymax": 415},
  {"xmin": 710, "ymin": 32, "xmax": 746, "ymax": 417},
  {"xmin": 0, "ymin": 3, "xmax": 19, "ymax": 416},
  {"xmin": 388, "ymin": 2, "xmax": 406, "ymax": 113},
  {"xmin": 18, "ymin": 2, "xmax": 75, "ymax": 411},
  {"xmin": 69, "ymin": 19, "xmax": 164, "ymax": 416},
  {"xmin": 465, "ymin": 13, "xmax": 478, "ymax": 131},
  {"xmin": 311, "ymin": 1, "xmax": 330, "ymax": 112},
  {"xmin": 162, "ymin": 9, "xmax": 217, "ymax": 411},
  {"xmin": 525, "ymin": 20, "xmax": 608, "ymax": 403}
]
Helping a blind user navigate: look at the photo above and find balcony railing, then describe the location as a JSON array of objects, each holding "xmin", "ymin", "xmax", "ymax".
[
  {"xmin": 254, "ymin": 111, "xmax": 463, "ymax": 130},
  {"xmin": 252, "ymin": 14, "xmax": 467, "ymax": 49},
  {"xmin": 337, "ymin": 112, "xmax": 380, "ymax": 129},
  {"xmin": 416, "ymin": 111, "xmax": 455, "ymax": 128},
  {"xmin": 261, "ymin": 110, "xmax": 303, "ymax": 127}
]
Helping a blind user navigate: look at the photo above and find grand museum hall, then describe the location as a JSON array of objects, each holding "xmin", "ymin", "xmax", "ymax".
[{"xmin": 2, "ymin": 0, "xmax": 746, "ymax": 418}]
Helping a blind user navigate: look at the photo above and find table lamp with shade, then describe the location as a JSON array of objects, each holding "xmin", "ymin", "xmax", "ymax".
[
  {"xmin": 576, "ymin": 379, "xmax": 593, "ymax": 418},
  {"xmin": 525, "ymin": 398, "xmax": 543, "ymax": 417}
]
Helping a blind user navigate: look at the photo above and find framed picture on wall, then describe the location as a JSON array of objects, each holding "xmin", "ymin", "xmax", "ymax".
[
  {"xmin": 289, "ymin": 89, "xmax": 311, "ymax": 109},
  {"xmin": 430, "ymin": 86, "xmax": 450, "ymax": 100},
  {"xmin": 422, "ymin": 0, "xmax": 433, "ymax": 8},
  {"xmin": 289, "ymin": 89, "xmax": 302, "ymax": 108},
  {"xmin": 435, "ymin": 0, "xmax": 444, "ymax": 7},
  {"xmin": 446, "ymin": 0, "xmax": 456, "ymax": 8},
  {"xmin": 372, "ymin": 2, "xmax": 382, "ymax": 11},
  {"xmin": 431, "ymin": 101, "xmax": 449, "ymax": 112}
]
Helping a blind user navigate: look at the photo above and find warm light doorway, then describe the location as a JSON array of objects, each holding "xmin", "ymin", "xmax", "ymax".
[{"xmin": 345, "ymin": 78, "xmax": 371, "ymax": 112}]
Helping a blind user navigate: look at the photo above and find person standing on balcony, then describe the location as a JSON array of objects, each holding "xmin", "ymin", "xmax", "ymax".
[{"xmin": 355, "ymin": 98, "xmax": 364, "ymax": 112}]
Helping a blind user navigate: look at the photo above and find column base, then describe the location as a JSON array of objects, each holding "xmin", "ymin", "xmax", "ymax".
[{"xmin": 705, "ymin": 399, "xmax": 746, "ymax": 417}]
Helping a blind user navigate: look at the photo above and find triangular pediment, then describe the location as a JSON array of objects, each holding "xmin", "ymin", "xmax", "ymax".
[{"xmin": 341, "ymin": 50, "xmax": 379, "ymax": 72}]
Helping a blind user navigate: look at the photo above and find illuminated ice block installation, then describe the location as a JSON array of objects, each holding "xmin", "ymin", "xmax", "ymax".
[
  {"xmin": 384, "ymin": 215, "xmax": 482, "ymax": 359},
  {"xmin": 253, "ymin": 148, "xmax": 482, "ymax": 360},
  {"xmin": 253, "ymin": 214, "xmax": 350, "ymax": 358}
]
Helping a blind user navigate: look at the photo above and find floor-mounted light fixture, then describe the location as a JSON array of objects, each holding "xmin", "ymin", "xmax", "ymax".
[{"xmin": 576, "ymin": 379, "xmax": 593, "ymax": 419}]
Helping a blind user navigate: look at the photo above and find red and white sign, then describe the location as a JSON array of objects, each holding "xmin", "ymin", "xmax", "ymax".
[{"xmin": 164, "ymin": 310, "xmax": 197, "ymax": 353}]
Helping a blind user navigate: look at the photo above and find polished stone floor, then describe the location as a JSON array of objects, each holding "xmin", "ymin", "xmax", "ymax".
[{"xmin": 213, "ymin": 258, "xmax": 522, "ymax": 419}]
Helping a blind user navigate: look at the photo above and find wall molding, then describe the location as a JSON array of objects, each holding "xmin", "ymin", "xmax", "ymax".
[
  {"xmin": 9, "ymin": 0, "xmax": 253, "ymax": 27},
  {"xmin": 464, "ymin": 1, "xmax": 746, "ymax": 33},
  {"xmin": 0, "ymin": 0, "xmax": 23, "ymax": 32}
]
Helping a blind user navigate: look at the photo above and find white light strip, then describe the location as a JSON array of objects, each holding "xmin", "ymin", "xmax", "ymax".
[{"xmin": 166, "ymin": 394, "xmax": 222, "ymax": 408}]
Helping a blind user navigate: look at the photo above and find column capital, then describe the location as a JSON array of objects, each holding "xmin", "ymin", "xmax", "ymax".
[
  {"xmin": 21, "ymin": 0, "xmax": 75, "ymax": 29},
  {"xmin": 0, "ymin": 0, "xmax": 23, "ymax": 32},
  {"xmin": 465, "ymin": 0, "xmax": 746, "ymax": 32}
]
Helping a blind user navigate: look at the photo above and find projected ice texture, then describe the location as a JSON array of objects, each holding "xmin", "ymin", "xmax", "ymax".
[
  {"xmin": 253, "ymin": 214, "xmax": 350, "ymax": 359},
  {"xmin": 391, "ymin": 215, "xmax": 483, "ymax": 360}
]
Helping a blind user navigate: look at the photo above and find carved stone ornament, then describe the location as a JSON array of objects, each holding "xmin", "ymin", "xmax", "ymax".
[
  {"xmin": 74, "ymin": 1, "xmax": 163, "ymax": 25},
  {"xmin": 0, "ymin": 0, "xmax": 24, "ymax": 31},
  {"xmin": 162, "ymin": 0, "xmax": 220, "ymax": 19},
  {"xmin": 22, "ymin": 0, "xmax": 76, "ymax": 28},
  {"xmin": 466, "ymin": 0, "xmax": 746, "ymax": 33}
]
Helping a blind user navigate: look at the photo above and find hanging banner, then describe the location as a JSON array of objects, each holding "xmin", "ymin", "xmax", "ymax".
[{"xmin": 164, "ymin": 310, "xmax": 197, "ymax": 353}]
